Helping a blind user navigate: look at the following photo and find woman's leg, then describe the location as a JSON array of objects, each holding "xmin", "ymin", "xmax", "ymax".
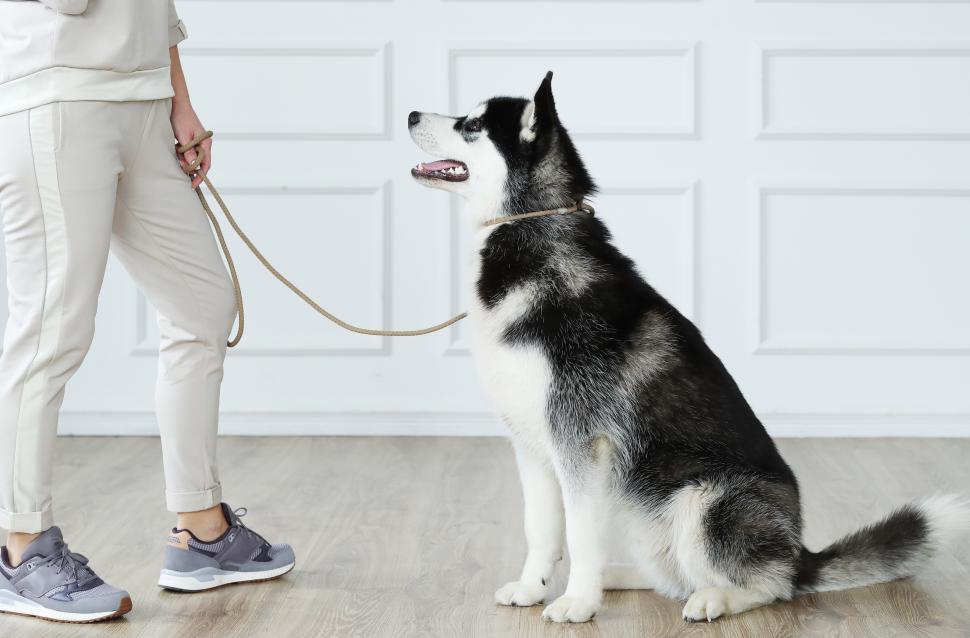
[
  {"xmin": 110, "ymin": 100, "xmax": 237, "ymax": 533},
  {"xmin": 110, "ymin": 99, "xmax": 294, "ymax": 592},
  {"xmin": 0, "ymin": 103, "xmax": 135, "ymax": 620},
  {"xmin": 0, "ymin": 103, "xmax": 120, "ymax": 548}
]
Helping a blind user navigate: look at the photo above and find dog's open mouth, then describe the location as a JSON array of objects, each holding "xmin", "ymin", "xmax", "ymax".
[{"xmin": 411, "ymin": 160, "xmax": 469, "ymax": 182}]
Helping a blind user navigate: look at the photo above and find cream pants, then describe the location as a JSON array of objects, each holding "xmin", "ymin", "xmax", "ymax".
[{"xmin": 0, "ymin": 100, "xmax": 237, "ymax": 533}]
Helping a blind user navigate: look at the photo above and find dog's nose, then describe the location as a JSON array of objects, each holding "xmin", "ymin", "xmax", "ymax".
[{"xmin": 408, "ymin": 111, "xmax": 421, "ymax": 128}]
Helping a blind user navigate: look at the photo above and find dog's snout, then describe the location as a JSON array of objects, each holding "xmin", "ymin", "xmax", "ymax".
[{"xmin": 408, "ymin": 111, "xmax": 421, "ymax": 128}]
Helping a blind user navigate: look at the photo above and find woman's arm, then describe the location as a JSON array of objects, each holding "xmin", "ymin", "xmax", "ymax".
[{"xmin": 169, "ymin": 46, "xmax": 211, "ymax": 189}]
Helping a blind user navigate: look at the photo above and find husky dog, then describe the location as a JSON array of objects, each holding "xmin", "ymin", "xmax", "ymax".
[{"xmin": 407, "ymin": 72, "xmax": 969, "ymax": 623}]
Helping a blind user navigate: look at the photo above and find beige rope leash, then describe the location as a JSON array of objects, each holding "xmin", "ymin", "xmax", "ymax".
[
  {"xmin": 177, "ymin": 131, "xmax": 592, "ymax": 347},
  {"xmin": 482, "ymin": 200, "xmax": 595, "ymax": 226}
]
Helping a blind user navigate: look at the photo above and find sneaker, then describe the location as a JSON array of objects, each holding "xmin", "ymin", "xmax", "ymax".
[
  {"xmin": 158, "ymin": 503, "xmax": 295, "ymax": 592},
  {"xmin": 0, "ymin": 527, "xmax": 132, "ymax": 623}
]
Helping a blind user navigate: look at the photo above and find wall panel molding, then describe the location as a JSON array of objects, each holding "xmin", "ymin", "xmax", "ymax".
[
  {"xmin": 180, "ymin": 1, "xmax": 392, "ymax": 3},
  {"xmin": 446, "ymin": 0, "xmax": 698, "ymax": 2},
  {"xmin": 180, "ymin": 43, "xmax": 392, "ymax": 140},
  {"xmin": 448, "ymin": 43, "xmax": 698, "ymax": 139},
  {"xmin": 758, "ymin": 0, "xmax": 970, "ymax": 3},
  {"xmin": 752, "ymin": 183, "xmax": 970, "ymax": 355},
  {"xmin": 754, "ymin": 43, "xmax": 970, "ymax": 140}
]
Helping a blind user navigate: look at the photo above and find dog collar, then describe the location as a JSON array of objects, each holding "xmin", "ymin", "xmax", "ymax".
[{"xmin": 481, "ymin": 200, "xmax": 595, "ymax": 228}]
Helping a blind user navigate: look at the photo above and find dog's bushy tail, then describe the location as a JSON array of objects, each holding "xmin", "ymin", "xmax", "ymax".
[{"xmin": 795, "ymin": 494, "xmax": 970, "ymax": 593}]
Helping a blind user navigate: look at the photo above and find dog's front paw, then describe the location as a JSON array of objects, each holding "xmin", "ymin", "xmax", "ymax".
[
  {"xmin": 682, "ymin": 589, "xmax": 728, "ymax": 623},
  {"xmin": 495, "ymin": 580, "xmax": 546, "ymax": 607},
  {"xmin": 541, "ymin": 595, "xmax": 600, "ymax": 623}
]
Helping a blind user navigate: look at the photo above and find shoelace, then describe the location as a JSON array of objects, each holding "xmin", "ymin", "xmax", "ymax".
[
  {"xmin": 232, "ymin": 507, "xmax": 270, "ymax": 548},
  {"xmin": 38, "ymin": 544, "xmax": 95, "ymax": 586}
]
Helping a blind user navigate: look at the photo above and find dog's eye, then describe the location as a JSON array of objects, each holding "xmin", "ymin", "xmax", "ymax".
[{"xmin": 465, "ymin": 118, "xmax": 483, "ymax": 133}]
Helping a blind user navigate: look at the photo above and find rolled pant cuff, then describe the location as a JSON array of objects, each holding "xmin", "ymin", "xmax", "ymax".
[
  {"xmin": 166, "ymin": 484, "xmax": 223, "ymax": 513},
  {"xmin": 0, "ymin": 507, "xmax": 54, "ymax": 534}
]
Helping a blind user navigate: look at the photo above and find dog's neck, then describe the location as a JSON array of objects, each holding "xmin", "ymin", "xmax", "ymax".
[{"xmin": 463, "ymin": 195, "xmax": 507, "ymax": 227}]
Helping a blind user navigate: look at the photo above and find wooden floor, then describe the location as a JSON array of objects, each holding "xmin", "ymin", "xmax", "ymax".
[{"xmin": 4, "ymin": 437, "xmax": 970, "ymax": 638}]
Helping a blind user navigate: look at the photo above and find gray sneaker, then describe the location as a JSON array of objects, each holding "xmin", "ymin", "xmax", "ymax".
[
  {"xmin": 158, "ymin": 503, "xmax": 295, "ymax": 592},
  {"xmin": 0, "ymin": 527, "xmax": 132, "ymax": 623}
]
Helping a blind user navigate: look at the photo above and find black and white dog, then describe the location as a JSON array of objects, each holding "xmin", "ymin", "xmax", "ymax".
[{"xmin": 408, "ymin": 72, "xmax": 969, "ymax": 623}]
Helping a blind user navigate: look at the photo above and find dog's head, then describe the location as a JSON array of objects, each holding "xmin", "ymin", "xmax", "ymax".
[{"xmin": 408, "ymin": 72, "xmax": 595, "ymax": 222}]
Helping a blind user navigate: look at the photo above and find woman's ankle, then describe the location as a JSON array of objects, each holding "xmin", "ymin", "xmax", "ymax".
[
  {"xmin": 176, "ymin": 504, "xmax": 229, "ymax": 542},
  {"xmin": 5, "ymin": 531, "xmax": 42, "ymax": 567}
]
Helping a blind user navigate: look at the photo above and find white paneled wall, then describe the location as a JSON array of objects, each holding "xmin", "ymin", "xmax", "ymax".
[{"xmin": 3, "ymin": 0, "xmax": 967, "ymax": 436}]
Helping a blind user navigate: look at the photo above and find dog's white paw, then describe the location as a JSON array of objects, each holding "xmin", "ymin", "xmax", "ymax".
[
  {"xmin": 541, "ymin": 595, "xmax": 600, "ymax": 623},
  {"xmin": 682, "ymin": 589, "xmax": 728, "ymax": 623},
  {"xmin": 494, "ymin": 581, "xmax": 546, "ymax": 607}
]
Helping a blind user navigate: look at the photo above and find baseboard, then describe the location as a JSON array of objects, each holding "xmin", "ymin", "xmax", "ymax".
[
  {"xmin": 57, "ymin": 411, "xmax": 506, "ymax": 437},
  {"xmin": 759, "ymin": 413, "xmax": 970, "ymax": 437},
  {"xmin": 55, "ymin": 411, "xmax": 970, "ymax": 437}
]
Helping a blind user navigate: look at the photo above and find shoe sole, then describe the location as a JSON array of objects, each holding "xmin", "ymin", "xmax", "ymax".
[
  {"xmin": 0, "ymin": 590, "xmax": 132, "ymax": 624},
  {"xmin": 157, "ymin": 561, "xmax": 295, "ymax": 592}
]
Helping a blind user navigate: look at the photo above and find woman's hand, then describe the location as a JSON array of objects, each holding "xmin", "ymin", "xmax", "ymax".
[
  {"xmin": 169, "ymin": 45, "xmax": 210, "ymax": 189},
  {"xmin": 171, "ymin": 100, "xmax": 211, "ymax": 189}
]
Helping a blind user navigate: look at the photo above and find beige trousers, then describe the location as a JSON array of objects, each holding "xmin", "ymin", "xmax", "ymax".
[{"xmin": 0, "ymin": 100, "xmax": 237, "ymax": 533}]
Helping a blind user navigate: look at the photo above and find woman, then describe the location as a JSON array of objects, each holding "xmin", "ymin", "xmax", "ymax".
[{"xmin": 0, "ymin": 0, "xmax": 294, "ymax": 623}]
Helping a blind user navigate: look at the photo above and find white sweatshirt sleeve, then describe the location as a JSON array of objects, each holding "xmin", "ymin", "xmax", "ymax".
[
  {"xmin": 34, "ymin": 0, "xmax": 88, "ymax": 14},
  {"xmin": 168, "ymin": 0, "xmax": 188, "ymax": 48}
]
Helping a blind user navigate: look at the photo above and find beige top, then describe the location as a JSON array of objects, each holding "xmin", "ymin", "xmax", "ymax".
[{"xmin": 0, "ymin": 0, "xmax": 187, "ymax": 117}]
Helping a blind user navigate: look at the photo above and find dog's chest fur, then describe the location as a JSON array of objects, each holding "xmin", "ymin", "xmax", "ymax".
[{"xmin": 468, "ymin": 229, "xmax": 554, "ymax": 455}]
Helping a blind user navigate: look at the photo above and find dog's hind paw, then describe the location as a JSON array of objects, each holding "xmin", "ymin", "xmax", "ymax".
[
  {"xmin": 541, "ymin": 595, "xmax": 600, "ymax": 623},
  {"xmin": 495, "ymin": 581, "xmax": 546, "ymax": 607}
]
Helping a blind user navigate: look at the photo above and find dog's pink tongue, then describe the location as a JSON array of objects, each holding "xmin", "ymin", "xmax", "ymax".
[{"xmin": 420, "ymin": 160, "xmax": 461, "ymax": 171}]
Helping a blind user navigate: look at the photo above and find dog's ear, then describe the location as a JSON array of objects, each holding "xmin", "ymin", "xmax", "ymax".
[
  {"xmin": 521, "ymin": 71, "xmax": 557, "ymax": 143},
  {"xmin": 520, "ymin": 100, "xmax": 537, "ymax": 142}
]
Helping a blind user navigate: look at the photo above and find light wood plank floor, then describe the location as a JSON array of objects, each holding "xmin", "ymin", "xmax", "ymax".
[{"xmin": 4, "ymin": 437, "xmax": 970, "ymax": 637}]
